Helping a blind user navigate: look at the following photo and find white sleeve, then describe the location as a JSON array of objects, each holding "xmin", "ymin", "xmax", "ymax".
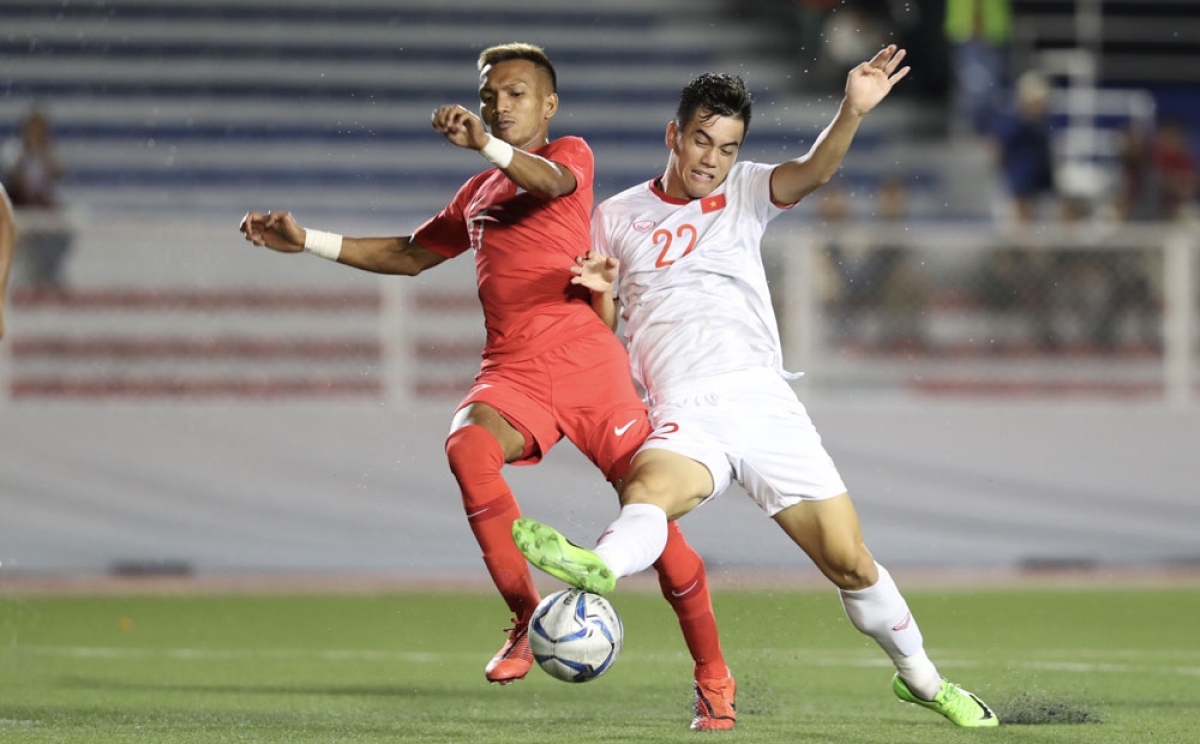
[
  {"xmin": 590, "ymin": 204, "xmax": 620, "ymax": 296},
  {"xmin": 735, "ymin": 161, "xmax": 789, "ymax": 224},
  {"xmin": 590, "ymin": 204, "xmax": 614, "ymax": 259}
]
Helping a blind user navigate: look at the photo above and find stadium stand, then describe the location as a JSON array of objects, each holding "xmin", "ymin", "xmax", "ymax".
[
  {"xmin": 0, "ymin": 0, "xmax": 936, "ymax": 401},
  {"xmin": 0, "ymin": 0, "xmax": 947, "ymax": 220},
  {"xmin": 0, "ymin": 0, "xmax": 1194, "ymax": 402}
]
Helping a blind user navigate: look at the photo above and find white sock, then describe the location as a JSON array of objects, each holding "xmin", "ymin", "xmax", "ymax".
[
  {"xmin": 839, "ymin": 562, "xmax": 942, "ymax": 700},
  {"xmin": 592, "ymin": 503, "xmax": 668, "ymax": 578}
]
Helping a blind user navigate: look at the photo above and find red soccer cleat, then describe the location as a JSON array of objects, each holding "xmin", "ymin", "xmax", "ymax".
[
  {"xmin": 691, "ymin": 675, "xmax": 737, "ymax": 731},
  {"xmin": 484, "ymin": 620, "xmax": 533, "ymax": 685}
]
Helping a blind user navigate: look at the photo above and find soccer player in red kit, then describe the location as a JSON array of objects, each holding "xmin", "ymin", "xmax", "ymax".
[{"xmin": 240, "ymin": 43, "xmax": 736, "ymax": 730}]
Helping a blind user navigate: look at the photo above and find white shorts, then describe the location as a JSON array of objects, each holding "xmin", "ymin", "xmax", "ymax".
[{"xmin": 639, "ymin": 367, "xmax": 847, "ymax": 517}]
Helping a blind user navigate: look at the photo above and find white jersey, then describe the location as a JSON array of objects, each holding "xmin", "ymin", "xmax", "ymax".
[{"xmin": 592, "ymin": 161, "xmax": 790, "ymax": 402}]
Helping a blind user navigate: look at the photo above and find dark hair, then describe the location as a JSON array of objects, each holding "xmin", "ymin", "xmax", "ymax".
[
  {"xmin": 478, "ymin": 42, "xmax": 558, "ymax": 93},
  {"xmin": 675, "ymin": 73, "xmax": 752, "ymax": 134}
]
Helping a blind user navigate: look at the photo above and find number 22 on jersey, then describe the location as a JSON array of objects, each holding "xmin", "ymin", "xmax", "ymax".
[{"xmin": 653, "ymin": 224, "xmax": 697, "ymax": 268}]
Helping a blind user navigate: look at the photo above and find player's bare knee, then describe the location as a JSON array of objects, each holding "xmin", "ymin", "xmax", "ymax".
[
  {"xmin": 621, "ymin": 451, "xmax": 711, "ymax": 519},
  {"xmin": 621, "ymin": 477, "xmax": 693, "ymax": 520}
]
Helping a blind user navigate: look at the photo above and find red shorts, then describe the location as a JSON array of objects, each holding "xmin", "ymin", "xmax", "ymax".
[{"xmin": 457, "ymin": 330, "xmax": 650, "ymax": 483}]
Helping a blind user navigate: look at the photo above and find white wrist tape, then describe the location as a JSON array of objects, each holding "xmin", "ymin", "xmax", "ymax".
[
  {"xmin": 479, "ymin": 134, "xmax": 515, "ymax": 169},
  {"xmin": 303, "ymin": 229, "xmax": 343, "ymax": 261}
]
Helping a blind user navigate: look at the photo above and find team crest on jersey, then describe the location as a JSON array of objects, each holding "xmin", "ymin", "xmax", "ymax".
[{"xmin": 632, "ymin": 220, "xmax": 656, "ymax": 232}]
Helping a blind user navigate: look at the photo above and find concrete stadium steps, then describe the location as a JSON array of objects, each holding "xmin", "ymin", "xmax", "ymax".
[
  {"xmin": 3, "ymin": 0, "xmax": 731, "ymax": 208},
  {"xmin": 1, "ymin": 0, "xmax": 943, "ymax": 217},
  {"xmin": 20, "ymin": 126, "xmax": 914, "ymax": 219}
]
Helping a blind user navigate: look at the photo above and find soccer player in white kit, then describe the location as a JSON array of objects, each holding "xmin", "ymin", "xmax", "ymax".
[{"xmin": 514, "ymin": 45, "xmax": 998, "ymax": 728}]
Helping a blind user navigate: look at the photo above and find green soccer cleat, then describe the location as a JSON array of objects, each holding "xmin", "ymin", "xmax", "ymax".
[
  {"xmin": 512, "ymin": 518, "xmax": 616, "ymax": 595},
  {"xmin": 892, "ymin": 675, "xmax": 1000, "ymax": 727}
]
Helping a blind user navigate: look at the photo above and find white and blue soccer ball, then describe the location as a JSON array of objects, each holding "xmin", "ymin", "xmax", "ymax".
[{"xmin": 528, "ymin": 588, "xmax": 623, "ymax": 683}]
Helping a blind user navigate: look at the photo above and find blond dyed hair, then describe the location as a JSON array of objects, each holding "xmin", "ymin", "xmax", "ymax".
[{"xmin": 477, "ymin": 42, "xmax": 557, "ymax": 92}]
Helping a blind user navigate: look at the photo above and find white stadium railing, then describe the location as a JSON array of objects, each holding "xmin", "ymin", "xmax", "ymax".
[{"xmin": 2, "ymin": 213, "xmax": 1197, "ymax": 407}]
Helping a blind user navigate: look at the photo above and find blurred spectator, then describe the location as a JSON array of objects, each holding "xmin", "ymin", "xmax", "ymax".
[
  {"xmin": 1, "ymin": 107, "xmax": 73, "ymax": 286},
  {"xmin": 792, "ymin": 0, "xmax": 840, "ymax": 67},
  {"xmin": 1098, "ymin": 121, "xmax": 1183, "ymax": 354},
  {"xmin": 819, "ymin": 180, "xmax": 925, "ymax": 351},
  {"xmin": 872, "ymin": 177, "xmax": 931, "ymax": 351},
  {"xmin": 1150, "ymin": 117, "xmax": 1199, "ymax": 220},
  {"xmin": 993, "ymin": 70, "xmax": 1057, "ymax": 223},
  {"xmin": 812, "ymin": 3, "xmax": 893, "ymax": 91},
  {"xmin": 978, "ymin": 193, "xmax": 1160, "ymax": 355},
  {"xmin": 1053, "ymin": 198, "xmax": 1109, "ymax": 351},
  {"xmin": 975, "ymin": 242, "xmax": 1059, "ymax": 351},
  {"xmin": 1114, "ymin": 123, "xmax": 1157, "ymax": 222},
  {"xmin": 977, "ymin": 69, "xmax": 1061, "ymax": 352},
  {"xmin": 816, "ymin": 182, "xmax": 870, "ymax": 346},
  {"xmin": 944, "ymin": 0, "xmax": 1012, "ymax": 137},
  {"xmin": 822, "ymin": 3, "xmax": 889, "ymax": 65},
  {"xmin": 1056, "ymin": 198, "xmax": 1160, "ymax": 354},
  {"xmin": 774, "ymin": 1, "xmax": 944, "ymax": 100},
  {"xmin": 1091, "ymin": 248, "xmax": 1160, "ymax": 354},
  {"xmin": 973, "ymin": 72, "xmax": 1061, "ymax": 350}
]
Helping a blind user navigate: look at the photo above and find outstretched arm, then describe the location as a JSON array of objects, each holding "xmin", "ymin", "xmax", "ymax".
[
  {"xmin": 771, "ymin": 45, "xmax": 909, "ymax": 206},
  {"xmin": 0, "ymin": 185, "xmax": 13, "ymax": 340},
  {"xmin": 570, "ymin": 250, "xmax": 620, "ymax": 331},
  {"xmin": 239, "ymin": 210, "xmax": 446, "ymax": 276},
  {"xmin": 431, "ymin": 105, "xmax": 577, "ymax": 199}
]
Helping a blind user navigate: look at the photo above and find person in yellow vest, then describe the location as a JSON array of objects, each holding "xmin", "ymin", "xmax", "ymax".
[{"xmin": 945, "ymin": 0, "xmax": 1013, "ymax": 136}]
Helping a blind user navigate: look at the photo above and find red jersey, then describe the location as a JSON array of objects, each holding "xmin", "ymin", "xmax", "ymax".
[{"xmin": 413, "ymin": 136, "xmax": 602, "ymax": 362}]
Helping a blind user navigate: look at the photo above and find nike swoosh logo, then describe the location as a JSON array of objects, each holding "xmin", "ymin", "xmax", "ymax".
[
  {"xmin": 466, "ymin": 508, "xmax": 489, "ymax": 519},
  {"xmin": 892, "ymin": 612, "xmax": 912, "ymax": 632},
  {"xmin": 671, "ymin": 580, "xmax": 699, "ymax": 598},
  {"xmin": 613, "ymin": 419, "xmax": 637, "ymax": 436}
]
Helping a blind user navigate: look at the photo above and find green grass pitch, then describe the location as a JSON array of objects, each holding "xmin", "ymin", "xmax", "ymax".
[{"xmin": 1, "ymin": 585, "xmax": 1197, "ymax": 743}]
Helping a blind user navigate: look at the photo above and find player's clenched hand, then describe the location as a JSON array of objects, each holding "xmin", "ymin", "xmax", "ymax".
[
  {"xmin": 431, "ymin": 105, "xmax": 489, "ymax": 150},
  {"xmin": 570, "ymin": 250, "xmax": 619, "ymax": 293},
  {"xmin": 239, "ymin": 210, "xmax": 305, "ymax": 253}
]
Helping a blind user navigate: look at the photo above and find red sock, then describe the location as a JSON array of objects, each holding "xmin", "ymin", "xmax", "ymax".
[
  {"xmin": 445, "ymin": 425, "xmax": 539, "ymax": 624},
  {"xmin": 653, "ymin": 520, "xmax": 730, "ymax": 681}
]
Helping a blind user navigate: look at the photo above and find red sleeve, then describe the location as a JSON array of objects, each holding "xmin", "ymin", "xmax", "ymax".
[
  {"xmin": 412, "ymin": 138, "xmax": 592, "ymax": 259},
  {"xmin": 412, "ymin": 180, "xmax": 472, "ymax": 259},
  {"xmin": 546, "ymin": 136, "xmax": 593, "ymax": 195}
]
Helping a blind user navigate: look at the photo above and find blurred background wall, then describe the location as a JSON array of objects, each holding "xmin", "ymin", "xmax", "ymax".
[{"xmin": 1, "ymin": 0, "xmax": 1197, "ymax": 580}]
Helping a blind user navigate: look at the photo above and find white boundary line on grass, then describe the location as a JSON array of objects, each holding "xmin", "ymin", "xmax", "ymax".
[
  {"xmin": 4, "ymin": 566, "xmax": 1200, "ymax": 596},
  {"xmin": 11, "ymin": 646, "xmax": 1200, "ymax": 678}
]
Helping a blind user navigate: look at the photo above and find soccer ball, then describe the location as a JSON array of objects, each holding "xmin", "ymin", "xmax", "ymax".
[{"xmin": 528, "ymin": 588, "xmax": 623, "ymax": 683}]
